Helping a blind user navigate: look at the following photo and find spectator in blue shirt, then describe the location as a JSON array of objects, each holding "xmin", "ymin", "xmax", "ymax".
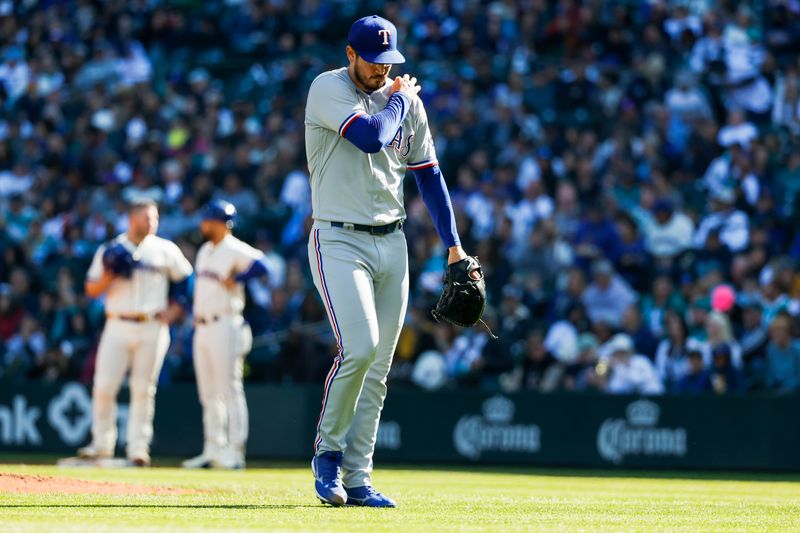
[
  {"xmin": 614, "ymin": 212, "xmax": 651, "ymax": 292},
  {"xmin": 765, "ymin": 314, "xmax": 800, "ymax": 393},
  {"xmin": 709, "ymin": 343, "xmax": 745, "ymax": 394},
  {"xmin": 573, "ymin": 203, "xmax": 622, "ymax": 269},
  {"xmin": 674, "ymin": 349, "xmax": 712, "ymax": 394},
  {"xmin": 582, "ymin": 259, "xmax": 637, "ymax": 328}
]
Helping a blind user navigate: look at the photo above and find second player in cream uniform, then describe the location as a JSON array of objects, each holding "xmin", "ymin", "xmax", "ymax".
[{"xmin": 183, "ymin": 200, "xmax": 267, "ymax": 469}]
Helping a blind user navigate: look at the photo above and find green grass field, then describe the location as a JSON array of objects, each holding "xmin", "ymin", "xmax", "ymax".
[{"xmin": 2, "ymin": 461, "xmax": 800, "ymax": 532}]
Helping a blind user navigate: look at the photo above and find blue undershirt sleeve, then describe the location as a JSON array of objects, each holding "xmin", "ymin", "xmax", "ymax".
[
  {"xmin": 234, "ymin": 258, "xmax": 268, "ymax": 282},
  {"xmin": 168, "ymin": 273, "xmax": 193, "ymax": 311},
  {"xmin": 413, "ymin": 164, "xmax": 461, "ymax": 249},
  {"xmin": 342, "ymin": 92, "xmax": 411, "ymax": 154}
]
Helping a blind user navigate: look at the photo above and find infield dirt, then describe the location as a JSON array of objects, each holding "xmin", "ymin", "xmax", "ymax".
[{"xmin": 0, "ymin": 472, "xmax": 193, "ymax": 495}]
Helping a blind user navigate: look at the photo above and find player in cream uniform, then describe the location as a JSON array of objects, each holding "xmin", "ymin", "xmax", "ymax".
[
  {"xmin": 183, "ymin": 200, "xmax": 267, "ymax": 469},
  {"xmin": 77, "ymin": 199, "xmax": 193, "ymax": 467}
]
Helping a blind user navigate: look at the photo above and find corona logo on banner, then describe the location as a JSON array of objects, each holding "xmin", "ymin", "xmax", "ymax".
[
  {"xmin": 453, "ymin": 396, "xmax": 541, "ymax": 460},
  {"xmin": 597, "ymin": 399, "xmax": 688, "ymax": 464}
]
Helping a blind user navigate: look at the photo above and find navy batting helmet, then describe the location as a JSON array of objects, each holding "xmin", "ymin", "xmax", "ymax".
[{"xmin": 202, "ymin": 199, "xmax": 237, "ymax": 228}]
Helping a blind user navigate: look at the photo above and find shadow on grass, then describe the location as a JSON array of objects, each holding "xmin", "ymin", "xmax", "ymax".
[
  {"xmin": 378, "ymin": 464, "xmax": 800, "ymax": 483},
  {"xmin": 191, "ymin": 460, "xmax": 800, "ymax": 483},
  {"xmin": 0, "ymin": 504, "xmax": 319, "ymax": 509}
]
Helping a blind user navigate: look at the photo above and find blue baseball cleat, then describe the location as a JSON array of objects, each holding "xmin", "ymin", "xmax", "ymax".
[
  {"xmin": 311, "ymin": 451, "xmax": 347, "ymax": 506},
  {"xmin": 345, "ymin": 485, "xmax": 397, "ymax": 508}
]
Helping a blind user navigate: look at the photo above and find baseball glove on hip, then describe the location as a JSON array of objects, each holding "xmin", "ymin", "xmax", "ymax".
[
  {"xmin": 431, "ymin": 256, "xmax": 497, "ymax": 339},
  {"xmin": 102, "ymin": 243, "xmax": 136, "ymax": 278}
]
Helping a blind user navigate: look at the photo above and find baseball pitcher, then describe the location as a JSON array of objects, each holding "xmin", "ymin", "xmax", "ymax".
[
  {"xmin": 305, "ymin": 15, "xmax": 488, "ymax": 507},
  {"xmin": 76, "ymin": 199, "xmax": 193, "ymax": 466},
  {"xmin": 183, "ymin": 200, "xmax": 267, "ymax": 469}
]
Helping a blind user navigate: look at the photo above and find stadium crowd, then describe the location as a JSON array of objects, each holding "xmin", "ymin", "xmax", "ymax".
[{"xmin": 0, "ymin": 0, "xmax": 799, "ymax": 396}]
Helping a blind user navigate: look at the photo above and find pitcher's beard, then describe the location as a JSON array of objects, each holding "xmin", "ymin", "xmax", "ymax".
[
  {"xmin": 354, "ymin": 57, "xmax": 388, "ymax": 92},
  {"xmin": 355, "ymin": 69, "xmax": 385, "ymax": 92}
]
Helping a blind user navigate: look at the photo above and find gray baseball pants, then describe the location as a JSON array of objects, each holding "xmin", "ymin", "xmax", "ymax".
[{"xmin": 308, "ymin": 220, "xmax": 408, "ymax": 488}]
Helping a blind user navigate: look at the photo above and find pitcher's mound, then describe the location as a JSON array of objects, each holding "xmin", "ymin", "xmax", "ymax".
[
  {"xmin": 57, "ymin": 456, "xmax": 131, "ymax": 468},
  {"xmin": 0, "ymin": 472, "xmax": 192, "ymax": 495}
]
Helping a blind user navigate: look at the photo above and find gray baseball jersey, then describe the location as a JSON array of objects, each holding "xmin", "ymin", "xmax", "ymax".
[{"xmin": 305, "ymin": 67, "xmax": 438, "ymax": 226}]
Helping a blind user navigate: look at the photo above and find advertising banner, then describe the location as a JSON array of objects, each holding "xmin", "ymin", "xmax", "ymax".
[{"xmin": 1, "ymin": 382, "xmax": 799, "ymax": 471}]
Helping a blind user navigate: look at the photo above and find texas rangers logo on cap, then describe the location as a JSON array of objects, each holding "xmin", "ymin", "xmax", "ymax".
[{"xmin": 348, "ymin": 15, "xmax": 405, "ymax": 64}]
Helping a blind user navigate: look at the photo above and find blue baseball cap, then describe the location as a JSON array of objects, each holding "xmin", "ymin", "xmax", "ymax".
[
  {"xmin": 348, "ymin": 15, "xmax": 405, "ymax": 65},
  {"xmin": 202, "ymin": 199, "xmax": 237, "ymax": 228}
]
